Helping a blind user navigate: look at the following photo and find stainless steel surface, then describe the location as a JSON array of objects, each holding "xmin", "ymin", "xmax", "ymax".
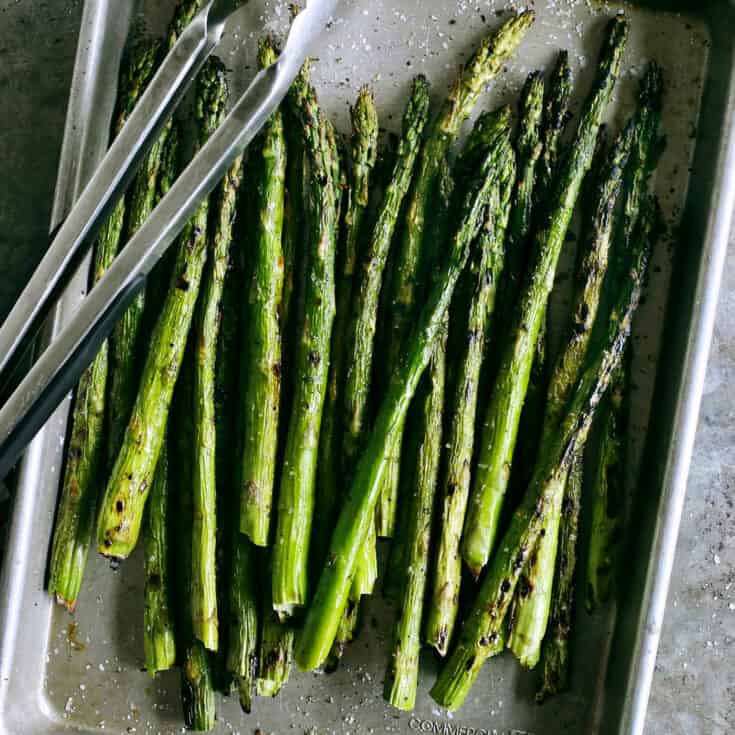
[
  {"xmin": 0, "ymin": 0, "xmax": 335, "ymax": 476},
  {"xmin": 0, "ymin": 1, "xmax": 733, "ymax": 734}
]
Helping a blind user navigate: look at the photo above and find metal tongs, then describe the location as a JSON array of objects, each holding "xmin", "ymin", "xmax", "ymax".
[{"xmin": 0, "ymin": 0, "xmax": 336, "ymax": 478}]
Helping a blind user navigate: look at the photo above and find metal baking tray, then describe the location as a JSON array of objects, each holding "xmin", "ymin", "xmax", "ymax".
[{"xmin": 1, "ymin": 0, "xmax": 734, "ymax": 733}]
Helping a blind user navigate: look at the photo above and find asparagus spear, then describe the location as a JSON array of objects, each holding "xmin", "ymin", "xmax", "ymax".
[
  {"xmin": 536, "ymin": 50, "xmax": 573, "ymax": 206},
  {"xmin": 584, "ymin": 356, "xmax": 628, "ymax": 611},
  {"xmin": 143, "ymin": 440, "xmax": 176, "ymax": 674},
  {"xmin": 272, "ymin": 67, "xmax": 340, "ymax": 618},
  {"xmin": 384, "ymin": 327, "xmax": 449, "ymax": 710},
  {"xmin": 316, "ymin": 86, "xmax": 379, "ymax": 587},
  {"xmin": 511, "ymin": 63, "xmax": 663, "ymax": 670},
  {"xmin": 96, "ymin": 58, "xmax": 229, "ymax": 559},
  {"xmin": 227, "ymin": 528, "xmax": 259, "ymax": 712},
  {"xmin": 431, "ymin": 195, "xmax": 655, "ymax": 710},
  {"xmin": 424, "ymin": 122, "xmax": 515, "ymax": 654},
  {"xmin": 493, "ymin": 71, "xmax": 544, "ymax": 329},
  {"xmin": 191, "ymin": 151, "xmax": 244, "ymax": 652},
  {"xmin": 239, "ymin": 39, "xmax": 287, "ymax": 547},
  {"xmin": 106, "ymin": 118, "xmax": 166, "ymax": 464},
  {"xmin": 141, "ymin": 127, "xmax": 182, "ymax": 667},
  {"xmin": 379, "ymin": 11, "xmax": 535, "ymax": 536},
  {"xmin": 174, "ymin": 352, "xmax": 216, "ymax": 731},
  {"xmin": 48, "ymin": 42, "xmax": 159, "ymax": 611},
  {"xmin": 461, "ymin": 17, "xmax": 629, "ymax": 577},
  {"xmin": 107, "ymin": 0, "xmax": 204, "ymax": 463},
  {"xmin": 294, "ymin": 129, "xmax": 514, "ymax": 671},
  {"xmin": 212, "ymin": 226, "xmax": 242, "ymax": 693},
  {"xmin": 507, "ymin": 117, "xmax": 638, "ymax": 668},
  {"xmin": 257, "ymin": 555, "xmax": 295, "ymax": 696},
  {"xmin": 181, "ymin": 641, "xmax": 216, "ymax": 731}
]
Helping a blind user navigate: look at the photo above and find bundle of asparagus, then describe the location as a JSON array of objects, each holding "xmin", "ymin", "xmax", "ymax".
[{"xmin": 47, "ymin": 7, "xmax": 667, "ymax": 729}]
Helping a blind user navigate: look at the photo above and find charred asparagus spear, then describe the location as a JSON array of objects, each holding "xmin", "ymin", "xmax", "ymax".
[
  {"xmin": 536, "ymin": 50, "xmax": 573, "ymax": 206},
  {"xmin": 461, "ymin": 17, "xmax": 629, "ymax": 577},
  {"xmin": 424, "ymin": 110, "xmax": 515, "ymax": 655},
  {"xmin": 191, "ymin": 151, "xmax": 244, "ymax": 651},
  {"xmin": 143, "ymin": 440, "xmax": 177, "ymax": 674},
  {"xmin": 174, "ymin": 353, "xmax": 216, "ymax": 731},
  {"xmin": 493, "ymin": 71, "xmax": 544, "ymax": 329},
  {"xmin": 384, "ymin": 321, "xmax": 450, "ymax": 710},
  {"xmin": 272, "ymin": 67, "xmax": 340, "ymax": 618},
  {"xmin": 227, "ymin": 529, "xmax": 259, "ymax": 713},
  {"xmin": 316, "ymin": 86, "xmax": 379, "ymax": 590},
  {"xmin": 379, "ymin": 11, "xmax": 535, "ymax": 537},
  {"xmin": 294, "ymin": 129, "xmax": 515, "ymax": 671},
  {"xmin": 512, "ymin": 62, "xmax": 663, "ymax": 672},
  {"xmin": 96, "ymin": 58, "xmax": 228, "ymax": 560},
  {"xmin": 431, "ymin": 194, "xmax": 655, "ymax": 710},
  {"xmin": 212, "ymin": 219, "xmax": 242, "ymax": 693},
  {"xmin": 107, "ymin": 0, "xmax": 204, "ymax": 463},
  {"xmin": 584, "ymin": 356, "xmax": 628, "ymax": 611},
  {"xmin": 48, "ymin": 42, "xmax": 159, "ymax": 611},
  {"xmin": 239, "ymin": 39, "xmax": 287, "ymax": 547},
  {"xmin": 257, "ymin": 555, "xmax": 295, "ymax": 696}
]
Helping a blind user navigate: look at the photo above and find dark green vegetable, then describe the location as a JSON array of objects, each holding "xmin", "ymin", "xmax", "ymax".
[
  {"xmin": 240, "ymin": 39, "xmax": 287, "ymax": 547},
  {"xmin": 143, "ymin": 441, "xmax": 176, "ymax": 674},
  {"xmin": 294, "ymin": 129, "xmax": 514, "ymax": 671},
  {"xmin": 425, "ymin": 128, "xmax": 515, "ymax": 654},
  {"xmin": 379, "ymin": 11, "xmax": 535, "ymax": 537},
  {"xmin": 461, "ymin": 17, "xmax": 629, "ymax": 577},
  {"xmin": 96, "ymin": 58, "xmax": 229, "ymax": 560},
  {"xmin": 431, "ymin": 193, "xmax": 654, "ymax": 709}
]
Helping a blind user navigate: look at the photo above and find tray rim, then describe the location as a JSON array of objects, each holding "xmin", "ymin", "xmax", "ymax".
[{"xmin": 1, "ymin": 2, "xmax": 734, "ymax": 735}]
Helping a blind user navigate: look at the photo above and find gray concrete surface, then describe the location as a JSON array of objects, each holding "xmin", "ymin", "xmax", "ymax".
[{"xmin": 0, "ymin": 0, "xmax": 732, "ymax": 732}]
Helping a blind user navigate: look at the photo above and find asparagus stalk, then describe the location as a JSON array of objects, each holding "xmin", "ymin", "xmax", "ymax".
[
  {"xmin": 191, "ymin": 152, "xmax": 244, "ymax": 652},
  {"xmin": 431, "ymin": 196, "xmax": 655, "ymax": 710},
  {"xmin": 461, "ymin": 17, "xmax": 629, "ymax": 577},
  {"xmin": 294, "ymin": 129, "xmax": 514, "ymax": 671},
  {"xmin": 384, "ymin": 326, "xmax": 449, "ymax": 710},
  {"xmin": 536, "ymin": 451, "xmax": 582, "ymax": 701},
  {"xmin": 212, "ymin": 229, "xmax": 242, "ymax": 693},
  {"xmin": 181, "ymin": 641, "xmax": 216, "ymax": 731},
  {"xmin": 510, "ymin": 63, "xmax": 663, "ymax": 670},
  {"xmin": 316, "ymin": 87, "xmax": 379, "ymax": 587},
  {"xmin": 173, "ymin": 354, "xmax": 216, "ymax": 731},
  {"xmin": 272, "ymin": 68, "xmax": 340, "ymax": 619},
  {"xmin": 425, "ymin": 125, "xmax": 515, "ymax": 654},
  {"xmin": 106, "ymin": 120, "xmax": 166, "ymax": 463},
  {"xmin": 239, "ymin": 39, "xmax": 287, "ymax": 547},
  {"xmin": 493, "ymin": 71, "xmax": 545, "ymax": 328},
  {"xmin": 107, "ymin": 0, "xmax": 204, "ymax": 462},
  {"xmin": 227, "ymin": 529, "xmax": 259, "ymax": 712},
  {"xmin": 257, "ymin": 555, "xmax": 295, "ymax": 696},
  {"xmin": 48, "ymin": 42, "xmax": 159, "ymax": 611},
  {"xmin": 584, "ymin": 356, "xmax": 628, "ymax": 611},
  {"xmin": 536, "ymin": 50, "xmax": 573, "ymax": 206},
  {"xmin": 379, "ymin": 11, "xmax": 535, "ymax": 536},
  {"xmin": 143, "ymin": 440, "xmax": 176, "ymax": 674},
  {"xmin": 96, "ymin": 58, "xmax": 229, "ymax": 559}
]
